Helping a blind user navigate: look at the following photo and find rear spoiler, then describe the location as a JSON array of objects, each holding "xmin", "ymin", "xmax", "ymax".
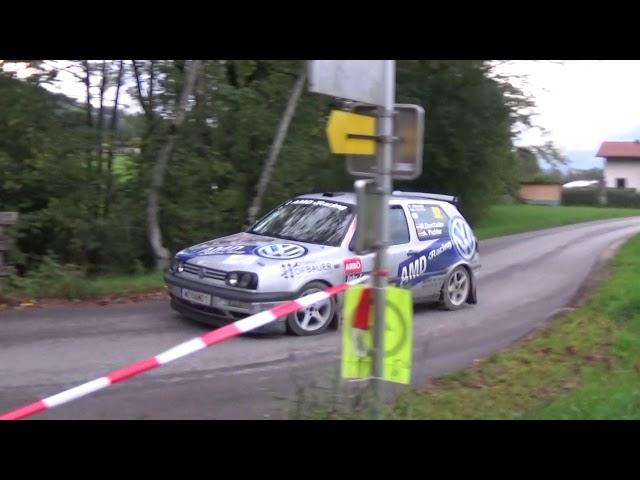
[{"xmin": 392, "ymin": 191, "xmax": 458, "ymax": 205}]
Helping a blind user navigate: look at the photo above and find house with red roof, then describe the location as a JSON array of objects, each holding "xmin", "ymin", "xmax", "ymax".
[{"xmin": 597, "ymin": 140, "xmax": 640, "ymax": 192}]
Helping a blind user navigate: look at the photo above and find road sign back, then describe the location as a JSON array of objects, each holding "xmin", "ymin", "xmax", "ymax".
[
  {"xmin": 346, "ymin": 104, "xmax": 425, "ymax": 180},
  {"xmin": 307, "ymin": 60, "xmax": 387, "ymax": 106}
]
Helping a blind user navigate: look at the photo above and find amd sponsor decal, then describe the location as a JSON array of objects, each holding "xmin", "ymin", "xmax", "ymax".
[
  {"xmin": 398, "ymin": 241, "xmax": 453, "ymax": 286},
  {"xmin": 180, "ymin": 240, "xmax": 310, "ymax": 260},
  {"xmin": 400, "ymin": 255, "xmax": 428, "ymax": 286},
  {"xmin": 179, "ymin": 244, "xmax": 257, "ymax": 258},
  {"xmin": 199, "ymin": 245, "xmax": 256, "ymax": 255},
  {"xmin": 288, "ymin": 199, "xmax": 348, "ymax": 211}
]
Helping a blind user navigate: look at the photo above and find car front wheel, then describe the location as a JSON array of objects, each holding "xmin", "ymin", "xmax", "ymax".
[{"xmin": 285, "ymin": 281, "xmax": 335, "ymax": 336}]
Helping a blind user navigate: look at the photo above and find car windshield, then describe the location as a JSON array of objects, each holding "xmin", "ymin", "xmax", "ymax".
[{"xmin": 249, "ymin": 199, "xmax": 354, "ymax": 247}]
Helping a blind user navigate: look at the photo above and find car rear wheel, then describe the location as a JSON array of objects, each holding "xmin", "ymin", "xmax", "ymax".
[
  {"xmin": 440, "ymin": 266, "xmax": 470, "ymax": 310},
  {"xmin": 285, "ymin": 281, "xmax": 335, "ymax": 336}
]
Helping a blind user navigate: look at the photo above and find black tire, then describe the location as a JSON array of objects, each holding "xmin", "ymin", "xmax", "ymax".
[
  {"xmin": 285, "ymin": 281, "xmax": 336, "ymax": 336},
  {"xmin": 440, "ymin": 266, "xmax": 471, "ymax": 311}
]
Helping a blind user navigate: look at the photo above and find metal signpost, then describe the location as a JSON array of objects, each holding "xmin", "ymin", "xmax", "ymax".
[
  {"xmin": 308, "ymin": 60, "xmax": 423, "ymax": 419},
  {"xmin": 345, "ymin": 103, "xmax": 425, "ymax": 180}
]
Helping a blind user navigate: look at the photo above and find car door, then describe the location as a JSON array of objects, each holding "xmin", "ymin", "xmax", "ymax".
[
  {"xmin": 397, "ymin": 202, "xmax": 453, "ymax": 301},
  {"xmin": 386, "ymin": 205, "xmax": 414, "ymax": 283},
  {"xmin": 346, "ymin": 205, "xmax": 412, "ymax": 284}
]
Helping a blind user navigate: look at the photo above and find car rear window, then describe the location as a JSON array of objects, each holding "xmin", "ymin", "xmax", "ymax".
[{"xmin": 407, "ymin": 203, "xmax": 449, "ymax": 241}]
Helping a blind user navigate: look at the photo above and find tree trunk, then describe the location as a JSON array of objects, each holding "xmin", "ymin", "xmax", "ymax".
[
  {"xmin": 82, "ymin": 61, "xmax": 93, "ymax": 173},
  {"xmin": 82, "ymin": 61, "xmax": 93, "ymax": 128},
  {"xmin": 97, "ymin": 61, "xmax": 108, "ymax": 173},
  {"xmin": 149, "ymin": 60, "xmax": 155, "ymax": 112},
  {"xmin": 104, "ymin": 60, "xmax": 124, "ymax": 217},
  {"xmin": 246, "ymin": 68, "xmax": 306, "ymax": 226},
  {"xmin": 132, "ymin": 60, "xmax": 152, "ymax": 118},
  {"xmin": 95, "ymin": 61, "xmax": 108, "ymax": 216},
  {"xmin": 147, "ymin": 60, "xmax": 203, "ymax": 272}
]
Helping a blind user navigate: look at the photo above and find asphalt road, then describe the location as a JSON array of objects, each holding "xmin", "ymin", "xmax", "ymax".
[{"xmin": 2, "ymin": 217, "xmax": 640, "ymax": 419}]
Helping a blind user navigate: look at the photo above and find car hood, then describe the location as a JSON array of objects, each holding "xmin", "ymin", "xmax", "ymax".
[{"xmin": 175, "ymin": 232, "xmax": 338, "ymax": 272}]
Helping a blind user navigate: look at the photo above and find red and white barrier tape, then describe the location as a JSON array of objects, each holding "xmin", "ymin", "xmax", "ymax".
[{"xmin": 0, "ymin": 276, "xmax": 369, "ymax": 421}]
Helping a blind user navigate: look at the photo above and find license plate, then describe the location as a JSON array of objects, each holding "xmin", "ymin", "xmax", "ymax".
[{"xmin": 181, "ymin": 288, "xmax": 212, "ymax": 306}]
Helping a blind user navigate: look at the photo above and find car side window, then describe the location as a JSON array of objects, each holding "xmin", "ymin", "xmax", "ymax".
[
  {"xmin": 390, "ymin": 206, "xmax": 410, "ymax": 245},
  {"xmin": 407, "ymin": 204, "xmax": 449, "ymax": 241}
]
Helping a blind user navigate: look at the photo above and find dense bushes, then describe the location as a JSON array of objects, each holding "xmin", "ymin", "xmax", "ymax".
[
  {"xmin": 3, "ymin": 255, "xmax": 91, "ymax": 300},
  {"xmin": 605, "ymin": 189, "xmax": 640, "ymax": 209},
  {"xmin": 562, "ymin": 188, "xmax": 601, "ymax": 206},
  {"xmin": 562, "ymin": 187, "xmax": 640, "ymax": 208}
]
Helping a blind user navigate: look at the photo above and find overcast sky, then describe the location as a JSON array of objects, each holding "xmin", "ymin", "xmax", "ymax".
[
  {"xmin": 5, "ymin": 60, "xmax": 640, "ymax": 171},
  {"xmin": 493, "ymin": 60, "xmax": 640, "ymax": 170}
]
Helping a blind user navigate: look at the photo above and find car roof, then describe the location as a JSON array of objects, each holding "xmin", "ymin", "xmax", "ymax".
[{"xmin": 296, "ymin": 191, "xmax": 457, "ymax": 210}]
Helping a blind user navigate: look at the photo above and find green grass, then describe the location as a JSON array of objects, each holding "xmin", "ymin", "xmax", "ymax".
[
  {"xmin": 379, "ymin": 233, "xmax": 640, "ymax": 420},
  {"xmin": 296, "ymin": 234, "xmax": 640, "ymax": 420},
  {"xmin": 474, "ymin": 204, "xmax": 640, "ymax": 240},
  {"xmin": 79, "ymin": 272, "xmax": 165, "ymax": 298},
  {"xmin": 2, "ymin": 271, "xmax": 164, "ymax": 303}
]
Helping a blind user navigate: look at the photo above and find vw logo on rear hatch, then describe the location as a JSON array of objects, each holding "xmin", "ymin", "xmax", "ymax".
[
  {"xmin": 255, "ymin": 243, "xmax": 308, "ymax": 259},
  {"xmin": 450, "ymin": 217, "xmax": 476, "ymax": 261}
]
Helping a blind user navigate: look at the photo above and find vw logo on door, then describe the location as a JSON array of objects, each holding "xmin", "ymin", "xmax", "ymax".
[
  {"xmin": 255, "ymin": 243, "xmax": 308, "ymax": 260},
  {"xmin": 450, "ymin": 217, "xmax": 476, "ymax": 261}
]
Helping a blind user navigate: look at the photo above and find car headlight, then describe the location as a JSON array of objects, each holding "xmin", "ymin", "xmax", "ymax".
[
  {"xmin": 227, "ymin": 272, "xmax": 239, "ymax": 286},
  {"xmin": 172, "ymin": 258, "xmax": 185, "ymax": 273},
  {"xmin": 226, "ymin": 271, "xmax": 258, "ymax": 290}
]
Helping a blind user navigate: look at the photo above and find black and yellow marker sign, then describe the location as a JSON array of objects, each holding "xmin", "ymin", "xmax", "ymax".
[
  {"xmin": 326, "ymin": 110, "xmax": 377, "ymax": 155},
  {"xmin": 341, "ymin": 285, "xmax": 413, "ymax": 384}
]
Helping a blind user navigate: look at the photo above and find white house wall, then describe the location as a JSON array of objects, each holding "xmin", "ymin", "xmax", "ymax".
[{"xmin": 604, "ymin": 158, "xmax": 640, "ymax": 191}]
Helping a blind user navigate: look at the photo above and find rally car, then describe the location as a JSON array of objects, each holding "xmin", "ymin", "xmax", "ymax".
[{"xmin": 164, "ymin": 191, "xmax": 480, "ymax": 336}]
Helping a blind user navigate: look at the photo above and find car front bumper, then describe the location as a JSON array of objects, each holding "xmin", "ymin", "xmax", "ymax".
[{"xmin": 164, "ymin": 272, "xmax": 294, "ymax": 325}]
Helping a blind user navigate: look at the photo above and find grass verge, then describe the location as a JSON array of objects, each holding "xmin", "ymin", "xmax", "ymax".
[
  {"xmin": 474, "ymin": 204, "xmax": 640, "ymax": 240},
  {"xmin": 1, "ymin": 270, "xmax": 164, "ymax": 305},
  {"xmin": 328, "ymin": 233, "xmax": 640, "ymax": 420},
  {"xmin": 78, "ymin": 272, "xmax": 164, "ymax": 298}
]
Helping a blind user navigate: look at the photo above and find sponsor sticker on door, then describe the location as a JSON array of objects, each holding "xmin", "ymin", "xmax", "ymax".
[{"xmin": 344, "ymin": 258, "xmax": 363, "ymax": 281}]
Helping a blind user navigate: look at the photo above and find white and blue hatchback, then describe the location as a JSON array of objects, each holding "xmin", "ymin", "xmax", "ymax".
[{"xmin": 165, "ymin": 191, "xmax": 480, "ymax": 336}]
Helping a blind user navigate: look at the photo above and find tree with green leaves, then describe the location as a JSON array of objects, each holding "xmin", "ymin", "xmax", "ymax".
[{"xmin": 0, "ymin": 59, "xmax": 564, "ymax": 277}]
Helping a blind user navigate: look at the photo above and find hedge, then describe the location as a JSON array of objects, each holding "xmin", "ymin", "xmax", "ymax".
[{"xmin": 562, "ymin": 188, "xmax": 640, "ymax": 208}]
